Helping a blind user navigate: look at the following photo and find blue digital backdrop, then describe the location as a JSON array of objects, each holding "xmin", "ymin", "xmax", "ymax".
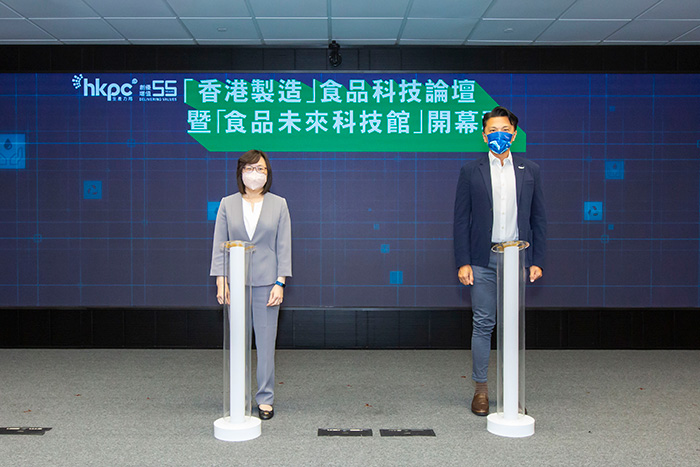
[{"xmin": 1, "ymin": 73, "xmax": 699, "ymax": 308}]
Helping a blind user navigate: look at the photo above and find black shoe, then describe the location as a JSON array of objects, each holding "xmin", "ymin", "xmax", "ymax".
[{"xmin": 258, "ymin": 405, "xmax": 274, "ymax": 420}]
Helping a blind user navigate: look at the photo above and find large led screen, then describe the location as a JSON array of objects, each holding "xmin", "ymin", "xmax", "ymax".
[{"xmin": 1, "ymin": 73, "xmax": 698, "ymax": 308}]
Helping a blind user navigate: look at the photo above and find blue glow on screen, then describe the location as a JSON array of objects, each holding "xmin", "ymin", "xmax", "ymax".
[{"xmin": 0, "ymin": 72, "xmax": 698, "ymax": 308}]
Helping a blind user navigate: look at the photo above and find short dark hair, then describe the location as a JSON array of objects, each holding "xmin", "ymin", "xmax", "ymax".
[
  {"xmin": 482, "ymin": 106, "xmax": 519, "ymax": 132},
  {"xmin": 236, "ymin": 149, "xmax": 273, "ymax": 194}
]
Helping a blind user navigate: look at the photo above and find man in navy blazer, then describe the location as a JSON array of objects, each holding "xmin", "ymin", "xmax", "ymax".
[{"xmin": 453, "ymin": 106, "xmax": 546, "ymax": 416}]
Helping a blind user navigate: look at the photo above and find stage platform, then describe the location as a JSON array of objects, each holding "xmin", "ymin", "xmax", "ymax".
[{"xmin": 1, "ymin": 349, "xmax": 698, "ymax": 466}]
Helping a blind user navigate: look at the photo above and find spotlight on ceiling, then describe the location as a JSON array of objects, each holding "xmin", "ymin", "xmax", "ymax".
[{"xmin": 328, "ymin": 41, "xmax": 342, "ymax": 67}]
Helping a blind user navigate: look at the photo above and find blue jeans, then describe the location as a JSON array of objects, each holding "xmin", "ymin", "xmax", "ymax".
[{"xmin": 470, "ymin": 251, "xmax": 498, "ymax": 383}]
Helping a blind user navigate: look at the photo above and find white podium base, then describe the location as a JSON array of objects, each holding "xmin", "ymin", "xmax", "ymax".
[
  {"xmin": 486, "ymin": 413, "xmax": 535, "ymax": 438},
  {"xmin": 214, "ymin": 416, "xmax": 261, "ymax": 442}
]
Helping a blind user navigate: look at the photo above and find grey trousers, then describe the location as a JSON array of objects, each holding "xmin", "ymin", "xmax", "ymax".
[{"xmin": 251, "ymin": 285, "xmax": 280, "ymax": 406}]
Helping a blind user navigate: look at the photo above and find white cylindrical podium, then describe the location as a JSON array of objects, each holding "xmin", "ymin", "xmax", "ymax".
[
  {"xmin": 487, "ymin": 241, "xmax": 535, "ymax": 438},
  {"xmin": 214, "ymin": 241, "xmax": 261, "ymax": 442}
]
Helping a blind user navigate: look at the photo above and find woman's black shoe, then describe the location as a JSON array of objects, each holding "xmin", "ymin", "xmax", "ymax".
[{"xmin": 258, "ymin": 405, "xmax": 274, "ymax": 420}]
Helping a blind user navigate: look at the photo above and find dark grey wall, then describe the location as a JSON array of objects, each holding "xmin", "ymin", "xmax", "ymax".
[
  {"xmin": 1, "ymin": 44, "xmax": 700, "ymax": 73},
  {"xmin": 0, "ymin": 307, "xmax": 698, "ymax": 349}
]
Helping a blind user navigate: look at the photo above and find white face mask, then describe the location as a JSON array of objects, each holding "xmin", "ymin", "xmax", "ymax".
[{"xmin": 242, "ymin": 171, "xmax": 267, "ymax": 191}]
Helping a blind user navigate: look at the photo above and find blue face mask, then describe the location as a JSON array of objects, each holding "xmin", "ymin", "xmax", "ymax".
[{"xmin": 486, "ymin": 131, "xmax": 514, "ymax": 155}]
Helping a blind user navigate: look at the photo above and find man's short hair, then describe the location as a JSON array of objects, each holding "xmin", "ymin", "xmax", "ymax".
[{"xmin": 482, "ymin": 106, "xmax": 519, "ymax": 132}]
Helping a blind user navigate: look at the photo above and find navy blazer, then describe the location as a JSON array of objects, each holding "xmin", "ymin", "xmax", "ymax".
[{"xmin": 453, "ymin": 154, "xmax": 546, "ymax": 269}]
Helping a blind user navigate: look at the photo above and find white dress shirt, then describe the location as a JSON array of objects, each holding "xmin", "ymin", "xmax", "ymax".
[
  {"xmin": 242, "ymin": 197, "xmax": 264, "ymax": 240},
  {"xmin": 489, "ymin": 151, "xmax": 518, "ymax": 243}
]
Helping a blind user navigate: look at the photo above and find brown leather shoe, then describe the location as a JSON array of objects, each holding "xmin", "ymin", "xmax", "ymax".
[{"xmin": 471, "ymin": 393, "xmax": 489, "ymax": 416}]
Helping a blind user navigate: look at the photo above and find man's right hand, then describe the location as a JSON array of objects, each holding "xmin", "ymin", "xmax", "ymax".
[{"xmin": 458, "ymin": 265, "xmax": 474, "ymax": 286}]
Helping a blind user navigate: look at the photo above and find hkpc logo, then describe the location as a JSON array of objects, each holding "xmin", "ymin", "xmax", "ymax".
[{"xmin": 73, "ymin": 74, "xmax": 136, "ymax": 102}]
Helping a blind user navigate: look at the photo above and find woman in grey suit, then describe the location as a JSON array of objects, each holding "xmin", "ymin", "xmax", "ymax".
[{"xmin": 210, "ymin": 149, "xmax": 292, "ymax": 421}]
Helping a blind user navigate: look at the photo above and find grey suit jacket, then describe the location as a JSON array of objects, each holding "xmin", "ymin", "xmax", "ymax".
[{"xmin": 210, "ymin": 192, "xmax": 292, "ymax": 286}]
